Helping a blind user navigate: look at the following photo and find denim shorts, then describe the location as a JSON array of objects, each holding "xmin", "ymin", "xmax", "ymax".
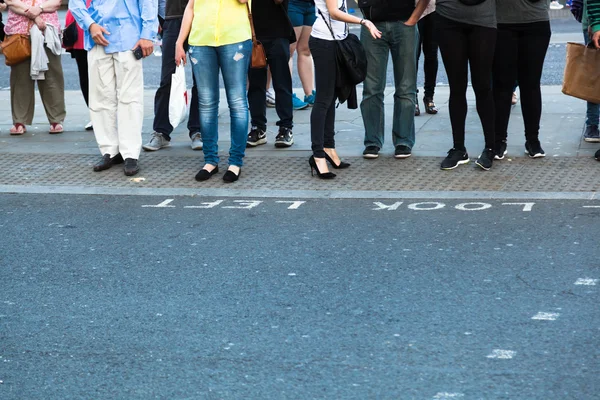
[{"xmin": 288, "ymin": 0, "xmax": 317, "ymax": 27}]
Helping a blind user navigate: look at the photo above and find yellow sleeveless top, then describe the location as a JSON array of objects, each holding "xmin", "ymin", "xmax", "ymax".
[{"xmin": 188, "ymin": 0, "xmax": 252, "ymax": 47}]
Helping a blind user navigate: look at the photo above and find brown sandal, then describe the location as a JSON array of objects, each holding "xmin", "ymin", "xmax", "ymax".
[
  {"xmin": 49, "ymin": 123, "xmax": 64, "ymax": 134},
  {"xmin": 9, "ymin": 123, "xmax": 26, "ymax": 135}
]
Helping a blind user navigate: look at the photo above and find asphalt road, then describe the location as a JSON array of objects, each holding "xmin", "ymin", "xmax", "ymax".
[
  {"xmin": 1, "ymin": 194, "xmax": 598, "ymax": 399},
  {"xmin": 0, "ymin": 18, "xmax": 584, "ymax": 91}
]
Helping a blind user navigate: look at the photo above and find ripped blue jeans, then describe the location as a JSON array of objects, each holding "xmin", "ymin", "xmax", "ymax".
[{"xmin": 189, "ymin": 40, "xmax": 252, "ymax": 167}]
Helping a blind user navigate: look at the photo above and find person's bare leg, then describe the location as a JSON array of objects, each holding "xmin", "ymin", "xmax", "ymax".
[{"xmin": 297, "ymin": 26, "xmax": 314, "ymax": 96}]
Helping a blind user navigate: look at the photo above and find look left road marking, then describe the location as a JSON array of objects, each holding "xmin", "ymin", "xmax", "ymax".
[
  {"xmin": 574, "ymin": 278, "xmax": 598, "ymax": 286},
  {"xmin": 142, "ymin": 199, "xmax": 175, "ymax": 208},
  {"xmin": 433, "ymin": 393, "xmax": 464, "ymax": 399},
  {"xmin": 486, "ymin": 349, "xmax": 516, "ymax": 359},
  {"xmin": 532, "ymin": 312, "xmax": 560, "ymax": 321}
]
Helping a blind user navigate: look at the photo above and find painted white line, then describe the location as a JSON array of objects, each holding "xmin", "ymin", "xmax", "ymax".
[
  {"xmin": 373, "ymin": 201, "xmax": 403, "ymax": 210},
  {"xmin": 486, "ymin": 349, "xmax": 516, "ymax": 359},
  {"xmin": 532, "ymin": 312, "xmax": 560, "ymax": 321},
  {"xmin": 275, "ymin": 201, "xmax": 306, "ymax": 210},
  {"xmin": 503, "ymin": 202, "xmax": 535, "ymax": 211},
  {"xmin": 574, "ymin": 278, "xmax": 598, "ymax": 286},
  {"xmin": 433, "ymin": 393, "xmax": 464, "ymax": 399},
  {"xmin": 583, "ymin": 205, "xmax": 600, "ymax": 208},
  {"xmin": 184, "ymin": 200, "xmax": 224, "ymax": 209},
  {"xmin": 455, "ymin": 202, "xmax": 492, "ymax": 211},
  {"xmin": 141, "ymin": 199, "xmax": 175, "ymax": 208},
  {"xmin": 222, "ymin": 200, "xmax": 262, "ymax": 209},
  {"xmin": 407, "ymin": 202, "xmax": 445, "ymax": 211}
]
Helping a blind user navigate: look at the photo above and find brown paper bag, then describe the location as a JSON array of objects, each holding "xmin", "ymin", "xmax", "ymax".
[{"xmin": 562, "ymin": 42, "xmax": 600, "ymax": 104}]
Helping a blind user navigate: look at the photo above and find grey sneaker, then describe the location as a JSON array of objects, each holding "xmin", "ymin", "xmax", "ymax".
[
  {"xmin": 191, "ymin": 132, "xmax": 203, "ymax": 150},
  {"xmin": 583, "ymin": 125, "xmax": 600, "ymax": 143},
  {"xmin": 274, "ymin": 127, "xmax": 294, "ymax": 148},
  {"xmin": 143, "ymin": 132, "xmax": 170, "ymax": 151}
]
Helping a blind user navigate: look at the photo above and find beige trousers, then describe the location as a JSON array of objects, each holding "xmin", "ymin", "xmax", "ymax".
[
  {"xmin": 88, "ymin": 45, "xmax": 144, "ymax": 160},
  {"xmin": 10, "ymin": 46, "xmax": 66, "ymax": 125}
]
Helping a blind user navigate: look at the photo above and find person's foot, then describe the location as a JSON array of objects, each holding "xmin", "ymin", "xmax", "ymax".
[
  {"xmin": 441, "ymin": 148, "xmax": 470, "ymax": 170},
  {"xmin": 394, "ymin": 145, "xmax": 412, "ymax": 159},
  {"xmin": 85, "ymin": 121, "xmax": 93, "ymax": 131},
  {"xmin": 143, "ymin": 132, "xmax": 170, "ymax": 151},
  {"xmin": 511, "ymin": 92, "xmax": 519, "ymax": 105},
  {"xmin": 247, "ymin": 126, "xmax": 267, "ymax": 147},
  {"xmin": 525, "ymin": 140, "xmax": 546, "ymax": 158},
  {"xmin": 9, "ymin": 123, "xmax": 26, "ymax": 135},
  {"xmin": 495, "ymin": 141, "xmax": 508, "ymax": 160},
  {"xmin": 190, "ymin": 132, "xmax": 203, "ymax": 150},
  {"xmin": 415, "ymin": 102, "xmax": 421, "ymax": 116},
  {"xmin": 595, "ymin": 148, "xmax": 600, "ymax": 161},
  {"xmin": 195, "ymin": 164, "xmax": 219, "ymax": 181},
  {"xmin": 292, "ymin": 93, "xmax": 309, "ymax": 110},
  {"xmin": 583, "ymin": 125, "xmax": 600, "ymax": 142},
  {"xmin": 124, "ymin": 158, "xmax": 140, "ymax": 176},
  {"xmin": 363, "ymin": 145, "xmax": 380, "ymax": 159},
  {"xmin": 550, "ymin": 0, "xmax": 564, "ymax": 9},
  {"xmin": 49, "ymin": 123, "xmax": 64, "ymax": 134},
  {"xmin": 304, "ymin": 90, "xmax": 316, "ymax": 106},
  {"xmin": 476, "ymin": 148, "xmax": 495, "ymax": 171},
  {"xmin": 423, "ymin": 97, "xmax": 438, "ymax": 114},
  {"xmin": 223, "ymin": 166, "xmax": 241, "ymax": 183},
  {"xmin": 274, "ymin": 127, "xmax": 294, "ymax": 148},
  {"xmin": 266, "ymin": 89, "xmax": 276, "ymax": 108},
  {"xmin": 93, "ymin": 153, "xmax": 124, "ymax": 172}
]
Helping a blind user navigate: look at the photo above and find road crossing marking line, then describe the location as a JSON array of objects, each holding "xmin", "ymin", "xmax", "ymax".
[
  {"xmin": 583, "ymin": 206, "xmax": 600, "ymax": 208},
  {"xmin": 486, "ymin": 349, "xmax": 517, "ymax": 359},
  {"xmin": 433, "ymin": 393, "xmax": 464, "ymax": 399},
  {"xmin": 574, "ymin": 278, "xmax": 598, "ymax": 286},
  {"xmin": 532, "ymin": 312, "xmax": 560, "ymax": 321},
  {"xmin": 141, "ymin": 199, "xmax": 175, "ymax": 208}
]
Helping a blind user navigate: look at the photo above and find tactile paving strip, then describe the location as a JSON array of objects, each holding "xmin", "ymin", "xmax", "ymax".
[{"xmin": 1, "ymin": 153, "xmax": 599, "ymax": 192}]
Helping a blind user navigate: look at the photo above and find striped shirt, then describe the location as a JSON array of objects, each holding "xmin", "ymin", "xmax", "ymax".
[{"xmin": 589, "ymin": 0, "xmax": 600, "ymax": 33}]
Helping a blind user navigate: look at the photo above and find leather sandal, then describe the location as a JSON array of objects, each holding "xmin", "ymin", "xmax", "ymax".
[
  {"xmin": 49, "ymin": 123, "xmax": 64, "ymax": 134},
  {"xmin": 10, "ymin": 123, "xmax": 26, "ymax": 135}
]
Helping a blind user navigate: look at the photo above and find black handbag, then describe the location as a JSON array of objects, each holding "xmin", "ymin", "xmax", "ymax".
[
  {"xmin": 0, "ymin": 14, "xmax": 5, "ymax": 43},
  {"xmin": 62, "ymin": 22, "xmax": 79, "ymax": 48}
]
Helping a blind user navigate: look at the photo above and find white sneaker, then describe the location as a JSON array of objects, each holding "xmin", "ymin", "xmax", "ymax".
[
  {"xmin": 550, "ymin": 1, "xmax": 564, "ymax": 9},
  {"xmin": 266, "ymin": 88, "xmax": 276, "ymax": 108},
  {"xmin": 84, "ymin": 121, "xmax": 93, "ymax": 131},
  {"xmin": 191, "ymin": 132, "xmax": 203, "ymax": 150}
]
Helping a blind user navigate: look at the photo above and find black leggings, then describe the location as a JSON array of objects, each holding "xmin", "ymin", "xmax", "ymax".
[
  {"xmin": 70, "ymin": 49, "xmax": 89, "ymax": 107},
  {"xmin": 437, "ymin": 15, "xmax": 497, "ymax": 150},
  {"xmin": 417, "ymin": 11, "xmax": 439, "ymax": 100},
  {"xmin": 493, "ymin": 21, "xmax": 551, "ymax": 146},
  {"xmin": 309, "ymin": 36, "xmax": 336, "ymax": 158}
]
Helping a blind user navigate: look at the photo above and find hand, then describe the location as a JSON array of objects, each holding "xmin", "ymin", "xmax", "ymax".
[
  {"xmin": 593, "ymin": 31, "xmax": 600, "ymax": 49},
  {"xmin": 0, "ymin": 3, "xmax": 7, "ymax": 12},
  {"xmin": 364, "ymin": 20, "xmax": 382, "ymax": 40},
  {"xmin": 34, "ymin": 16, "xmax": 46, "ymax": 31},
  {"xmin": 25, "ymin": 5, "xmax": 42, "ymax": 19},
  {"xmin": 403, "ymin": 17, "xmax": 418, "ymax": 27},
  {"xmin": 90, "ymin": 23, "xmax": 110, "ymax": 47},
  {"xmin": 132, "ymin": 38, "xmax": 153, "ymax": 58},
  {"xmin": 175, "ymin": 42, "xmax": 187, "ymax": 66}
]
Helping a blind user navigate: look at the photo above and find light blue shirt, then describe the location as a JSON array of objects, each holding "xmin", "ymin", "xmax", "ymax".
[
  {"xmin": 158, "ymin": 0, "xmax": 166, "ymax": 20},
  {"xmin": 69, "ymin": 0, "xmax": 158, "ymax": 54}
]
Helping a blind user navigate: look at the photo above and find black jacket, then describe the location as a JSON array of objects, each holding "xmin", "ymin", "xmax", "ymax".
[
  {"xmin": 252, "ymin": 0, "xmax": 296, "ymax": 44},
  {"xmin": 359, "ymin": 0, "xmax": 415, "ymax": 22}
]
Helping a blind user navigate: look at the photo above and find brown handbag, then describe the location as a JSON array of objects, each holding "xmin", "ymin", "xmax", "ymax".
[
  {"xmin": 246, "ymin": 3, "xmax": 267, "ymax": 69},
  {"xmin": 1, "ymin": 34, "xmax": 32, "ymax": 66}
]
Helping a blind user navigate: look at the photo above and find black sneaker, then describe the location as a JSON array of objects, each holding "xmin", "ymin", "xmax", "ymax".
[
  {"xmin": 394, "ymin": 145, "xmax": 412, "ymax": 159},
  {"xmin": 247, "ymin": 127, "xmax": 267, "ymax": 147},
  {"xmin": 274, "ymin": 127, "xmax": 294, "ymax": 148},
  {"xmin": 595, "ymin": 148, "xmax": 600, "ymax": 161},
  {"xmin": 525, "ymin": 140, "xmax": 545, "ymax": 158},
  {"xmin": 476, "ymin": 148, "xmax": 495, "ymax": 171},
  {"xmin": 495, "ymin": 141, "xmax": 508, "ymax": 160},
  {"xmin": 441, "ymin": 148, "xmax": 469, "ymax": 170},
  {"xmin": 363, "ymin": 145, "xmax": 380, "ymax": 159}
]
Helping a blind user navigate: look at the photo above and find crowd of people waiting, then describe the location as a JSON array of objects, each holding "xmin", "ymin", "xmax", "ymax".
[{"xmin": 0, "ymin": 0, "xmax": 599, "ymax": 181}]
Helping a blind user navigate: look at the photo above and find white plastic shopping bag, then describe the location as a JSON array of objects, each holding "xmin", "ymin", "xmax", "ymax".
[{"xmin": 169, "ymin": 65, "xmax": 190, "ymax": 129}]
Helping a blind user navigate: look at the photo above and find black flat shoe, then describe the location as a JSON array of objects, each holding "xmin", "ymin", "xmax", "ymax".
[
  {"xmin": 223, "ymin": 168, "xmax": 241, "ymax": 183},
  {"xmin": 309, "ymin": 156, "xmax": 336, "ymax": 179},
  {"xmin": 324, "ymin": 152, "xmax": 350, "ymax": 169},
  {"xmin": 195, "ymin": 166, "xmax": 219, "ymax": 181},
  {"xmin": 93, "ymin": 153, "xmax": 123, "ymax": 172},
  {"xmin": 123, "ymin": 158, "xmax": 140, "ymax": 176}
]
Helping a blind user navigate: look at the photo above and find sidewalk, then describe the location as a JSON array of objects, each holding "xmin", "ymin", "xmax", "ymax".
[{"xmin": 0, "ymin": 86, "xmax": 598, "ymax": 197}]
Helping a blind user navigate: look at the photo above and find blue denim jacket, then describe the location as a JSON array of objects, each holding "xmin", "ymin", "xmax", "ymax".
[{"xmin": 69, "ymin": 0, "xmax": 158, "ymax": 54}]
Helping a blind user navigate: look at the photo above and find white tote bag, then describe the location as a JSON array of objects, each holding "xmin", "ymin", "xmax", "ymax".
[{"xmin": 169, "ymin": 65, "xmax": 190, "ymax": 129}]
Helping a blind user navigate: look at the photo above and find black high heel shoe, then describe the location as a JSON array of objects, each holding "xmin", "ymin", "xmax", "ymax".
[
  {"xmin": 324, "ymin": 152, "xmax": 350, "ymax": 169},
  {"xmin": 309, "ymin": 156, "xmax": 336, "ymax": 179}
]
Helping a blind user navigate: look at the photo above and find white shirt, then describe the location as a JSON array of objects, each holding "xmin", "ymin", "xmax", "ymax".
[{"xmin": 312, "ymin": 0, "xmax": 348, "ymax": 41}]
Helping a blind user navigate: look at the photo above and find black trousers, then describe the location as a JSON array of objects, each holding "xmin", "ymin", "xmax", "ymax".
[
  {"xmin": 437, "ymin": 15, "xmax": 497, "ymax": 150},
  {"xmin": 493, "ymin": 21, "xmax": 551, "ymax": 146},
  {"xmin": 416, "ymin": 11, "xmax": 439, "ymax": 100},
  {"xmin": 248, "ymin": 38, "xmax": 293, "ymax": 130},
  {"xmin": 70, "ymin": 49, "xmax": 89, "ymax": 107},
  {"xmin": 153, "ymin": 17, "xmax": 200, "ymax": 140},
  {"xmin": 309, "ymin": 37, "xmax": 337, "ymax": 158}
]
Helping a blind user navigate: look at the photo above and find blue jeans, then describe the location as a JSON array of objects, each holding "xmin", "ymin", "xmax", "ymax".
[
  {"xmin": 583, "ymin": 30, "xmax": 600, "ymax": 126},
  {"xmin": 361, "ymin": 21, "xmax": 418, "ymax": 149},
  {"xmin": 189, "ymin": 40, "xmax": 252, "ymax": 167}
]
